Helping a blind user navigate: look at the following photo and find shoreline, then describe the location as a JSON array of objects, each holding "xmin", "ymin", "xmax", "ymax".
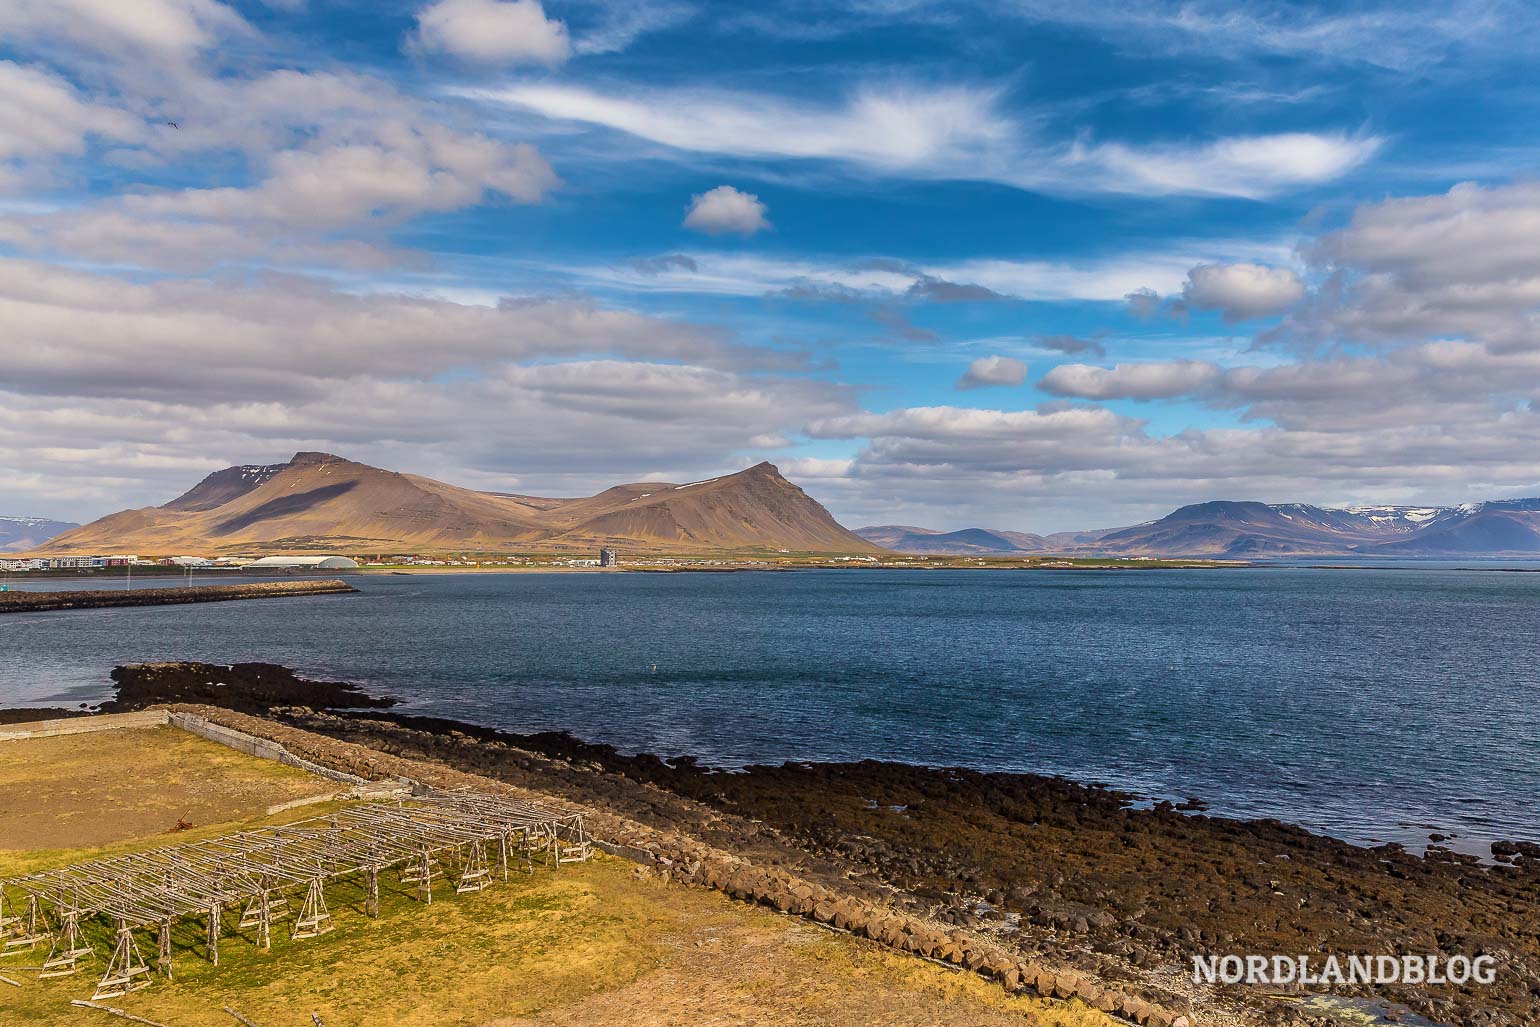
[{"xmin": 6, "ymin": 662, "xmax": 1539, "ymax": 1026}]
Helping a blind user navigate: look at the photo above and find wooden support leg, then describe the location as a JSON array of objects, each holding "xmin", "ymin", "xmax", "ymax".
[
  {"xmin": 207, "ymin": 904, "xmax": 220, "ymax": 966},
  {"xmin": 157, "ymin": 920, "xmax": 172, "ymax": 980},
  {"xmin": 258, "ymin": 891, "xmax": 271, "ymax": 952},
  {"xmin": 364, "ymin": 867, "xmax": 379, "ymax": 919}
]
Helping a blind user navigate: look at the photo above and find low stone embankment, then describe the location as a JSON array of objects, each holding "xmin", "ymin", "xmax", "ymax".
[
  {"xmin": 0, "ymin": 579, "xmax": 355, "ymax": 614},
  {"xmin": 166, "ymin": 702, "xmax": 1194, "ymax": 1027}
]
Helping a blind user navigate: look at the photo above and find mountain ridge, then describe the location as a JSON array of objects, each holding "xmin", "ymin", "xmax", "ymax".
[
  {"xmin": 43, "ymin": 454, "xmax": 883, "ymax": 555},
  {"xmin": 859, "ymin": 498, "xmax": 1540, "ymax": 558}
]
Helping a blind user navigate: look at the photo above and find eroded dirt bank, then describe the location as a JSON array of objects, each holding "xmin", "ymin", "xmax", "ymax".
[{"xmin": 87, "ymin": 663, "xmax": 1540, "ymax": 1026}]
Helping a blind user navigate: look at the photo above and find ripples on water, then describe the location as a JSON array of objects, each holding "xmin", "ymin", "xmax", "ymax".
[{"xmin": 3, "ymin": 567, "xmax": 1537, "ymax": 853}]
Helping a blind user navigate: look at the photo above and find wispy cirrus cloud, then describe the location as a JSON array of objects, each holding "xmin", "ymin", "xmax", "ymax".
[
  {"xmin": 996, "ymin": 0, "xmax": 1527, "ymax": 72},
  {"xmin": 467, "ymin": 80, "xmax": 1380, "ymax": 198}
]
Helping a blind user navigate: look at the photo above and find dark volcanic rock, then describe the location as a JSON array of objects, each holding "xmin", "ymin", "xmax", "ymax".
[
  {"xmin": 0, "ymin": 707, "xmax": 93, "ymax": 725},
  {"xmin": 102, "ymin": 661, "xmax": 396, "ymax": 714}
]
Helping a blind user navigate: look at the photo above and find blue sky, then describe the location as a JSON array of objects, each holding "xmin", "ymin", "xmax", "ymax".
[{"xmin": 4, "ymin": 0, "xmax": 1540, "ymax": 531}]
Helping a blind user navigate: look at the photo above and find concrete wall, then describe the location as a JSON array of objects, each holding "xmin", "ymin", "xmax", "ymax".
[
  {"xmin": 168, "ymin": 711, "xmax": 371, "ymax": 786},
  {"xmin": 0, "ymin": 709, "xmax": 168, "ymax": 741}
]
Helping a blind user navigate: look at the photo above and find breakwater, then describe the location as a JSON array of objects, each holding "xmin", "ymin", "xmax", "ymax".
[{"xmin": 0, "ymin": 579, "xmax": 356, "ymax": 614}]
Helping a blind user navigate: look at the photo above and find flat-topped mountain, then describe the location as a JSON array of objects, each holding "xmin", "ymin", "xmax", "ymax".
[
  {"xmin": 856, "ymin": 525, "xmax": 1048, "ymax": 555},
  {"xmin": 0, "ymin": 515, "xmax": 80, "ymax": 552},
  {"xmin": 43, "ymin": 453, "xmax": 883, "ymax": 555},
  {"xmin": 866, "ymin": 498, "xmax": 1540, "ymax": 558}
]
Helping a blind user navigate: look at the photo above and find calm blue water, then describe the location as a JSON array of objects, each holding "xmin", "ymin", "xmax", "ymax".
[{"xmin": 3, "ymin": 568, "xmax": 1537, "ymax": 853}]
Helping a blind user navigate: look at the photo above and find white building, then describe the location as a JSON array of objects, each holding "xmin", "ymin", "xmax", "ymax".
[{"xmin": 242, "ymin": 556, "xmax": 359, "ymax": 570}]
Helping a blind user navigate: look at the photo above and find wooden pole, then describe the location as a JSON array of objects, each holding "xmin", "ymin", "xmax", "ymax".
[
  {"xmin": 157, "ymin": 919, "xmax": 172, "ymax": 980},
  {"xmin": 364, "ymin": 866, "xmax": 379, "ymax": 919},
  {"xmin": 70, "ymin": 1000, "xmax": 170, "ymax": 1026}
]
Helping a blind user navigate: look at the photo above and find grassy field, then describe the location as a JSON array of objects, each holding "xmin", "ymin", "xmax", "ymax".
[
  {"xmin": 0, "ymin": 726, "xmax": 334, "ymax": 853},
  {"xmin": 0, "ymin": 727, "xmax": 1114, "ymax": 1027}
]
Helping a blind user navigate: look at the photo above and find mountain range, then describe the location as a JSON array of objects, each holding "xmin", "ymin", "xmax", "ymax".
[
  {"xmin": 859, "ymin": 498, "xmax": 1540, "ymax": 558},
  {"xmin": 42, "ymin": 452, "xmax": 882, "ymax": 555},
  {"xmin": 0, "ymin": 515, "xmax": 80, "ymax": 553},
  {"xmin": 33, "ymin": 452, "xmax": 1540, "ymax": 559}
]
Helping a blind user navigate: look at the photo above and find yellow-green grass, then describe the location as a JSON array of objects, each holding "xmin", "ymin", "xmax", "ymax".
[
  {"xmin": 3, "ymin": 853, "xmax": 1115, "ymax": 1027},
  {"xmin": 0, "ymin": 726, "xmax": 334, "ymax": 855},
  {"xmin": 1, "ymin": 728, "xmax": 1115, "ymax": 1027}
]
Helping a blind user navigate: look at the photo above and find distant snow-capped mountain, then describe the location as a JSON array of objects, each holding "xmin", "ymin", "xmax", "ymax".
[
  {"xmin": 0, "ymin": 515, "xmax": 81, "ymax": 552},
  {"xmin": 859, "ymin": 498, "xmax": 1540, "ymax": 558}
]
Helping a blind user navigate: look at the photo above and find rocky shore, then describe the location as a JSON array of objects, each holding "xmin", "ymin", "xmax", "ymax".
[
  {"xmin": 0, "ymin": 579, "xmax": 356, "ymax": 613},
  {"xmin": 36, "ymin": 662, "xmax": 1540, "ymax": 1027}
]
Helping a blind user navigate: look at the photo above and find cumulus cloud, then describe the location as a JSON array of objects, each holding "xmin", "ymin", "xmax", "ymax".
[
  {"xmin": 0, "ymin": 257, "xmax": 815, "ymax": 402},
  {"xmin": 1293, "ymin": 179, "xmax": 1540, "ymax": 351},
  {"xmin": 1181, "ymin": 262, "xmax": 1305, "ymax": 321},
  {"xmin": 1039, "ymin": 360, "xmax": 1223, "ymax": 400},
  {"xmin": 683, "ymin": 185, "xmax": 771, "ymax": 235},
  {"xmin": 0, "ymin": 0, "xmax": 249, "ymax": 59},
  {"xmin": 0, "ymin": 65, "xmax": 560, "ymax": 271},
  {"xmin": 413, "ymin": 0, "xmax": 571, "ymax": 65},
  {"xmin": 957, "ymin": 355, "xmax": 1029, "ymax": 389}
]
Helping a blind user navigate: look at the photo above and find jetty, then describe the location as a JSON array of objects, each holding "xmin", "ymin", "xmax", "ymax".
[{"xmin": 0, "ymin": 580, "xmax": 356, "ymax": 614}]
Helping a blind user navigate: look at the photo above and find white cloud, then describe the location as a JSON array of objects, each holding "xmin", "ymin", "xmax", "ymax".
[
  {"xmin": 470, "ymin": 80, "xmax": 1377, "ymax": 198},
  {"xmin": 0, "ymin": 0, "xmax": 249, "ymax": 58},
  {"xmin": 956, "ymin": 355, "xmax": 1029, "ymax": 389},
  {"xmin": 413, "ymin": 0, "xmax": 571, "ymax": 66},
  {"xmin": 552, "ymin": 240, "xmax": 1294, "ymax": 303},
  {"xmin": 0, "ymin": 66, "xmax": 560, "ymax": 271},
  {"xmin": 1077, "ymin": 133, "xmax": 1382, "ymax": 199},
  {"xmin": 0, "ymin": 257, "xmax": 809, "ymax": 402},
  {"xmin": 474, "ymin": 80, "xmax": 1011, "ymax": 169},
  {"xmin": 0, "ymin": 62, "xmax": 142, "ymax": 186},
  {"xmin": 1039, "ymin": 360, "xmax": 1223, "ymax": 400},
  {"xmin": 682, "ymin": 185, "xmax": 771, "ymax": 235},
  {"xmin": 1182, "ymin": 262, "xmax": 1305, "ymax": 321},
  {"xmin": 1284, "ymin": 179, "xmax": 1540, "ymax": 352}
]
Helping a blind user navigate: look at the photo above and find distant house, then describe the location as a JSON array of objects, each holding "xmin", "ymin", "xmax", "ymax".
[
  {"xmin": 242, "ymin": 556, "xmax": 359, "ymax": 570},
  {"xmin": 599, "ymin": 548, "xmax": 618, "ymax": 568}
]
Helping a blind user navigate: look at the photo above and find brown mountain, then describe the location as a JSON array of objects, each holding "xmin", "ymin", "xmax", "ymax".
[{"xmin": 45, "ymin": 452, "xmax": 883, "ymax": 555}]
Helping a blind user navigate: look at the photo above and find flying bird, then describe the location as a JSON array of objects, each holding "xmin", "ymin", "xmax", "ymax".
[{"xmin": 166, "ymin": 121, "xmax": 178, "ymax": 129}]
